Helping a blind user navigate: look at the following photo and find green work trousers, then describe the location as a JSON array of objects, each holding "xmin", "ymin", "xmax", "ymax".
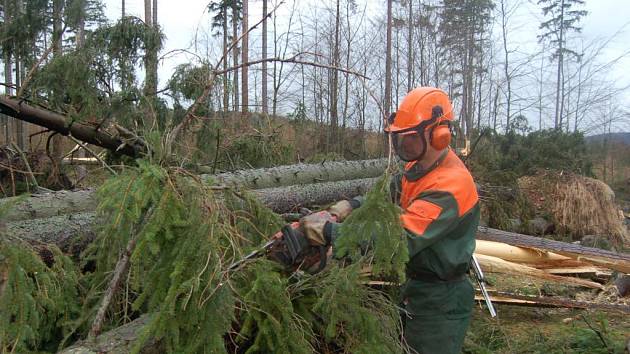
[{"xmin": 402, "ymin": 278, "xmax": 474, "ymax": 354}]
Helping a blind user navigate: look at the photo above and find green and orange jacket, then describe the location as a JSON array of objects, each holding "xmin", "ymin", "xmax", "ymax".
[{"xmin": 328, "ymin": 149, "xmax": 480, "ymax": 280}]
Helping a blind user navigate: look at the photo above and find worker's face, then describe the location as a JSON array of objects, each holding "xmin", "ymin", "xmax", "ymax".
[{"xmin": 392, "ymin": 129, "xmax": 426, "ymax": 162}]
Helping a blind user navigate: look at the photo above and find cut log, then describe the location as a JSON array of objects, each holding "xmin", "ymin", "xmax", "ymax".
[
  {"xmin": 477, "ymin": 226, "xmax": 630, "ymax": 273},
  {"xmin": 0, "ymin": 96, "xmax": 143, "ymax": 158},
  {"xmin": 2, "ymin": 160, "xmax": 385, "ymax": 222},
  {"xmin": 475, "ymin": 254, "xmax": 604, "ymax": 289},
  {"xmin": 475, "ymin": 240, "xmax": 571, "ymax": 263}
]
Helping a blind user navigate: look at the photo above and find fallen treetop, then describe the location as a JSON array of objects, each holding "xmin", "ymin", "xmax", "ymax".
[
  {"xmin": 0, "ymin": 96, "xmax": 144, "ymax": 157},
  {"xmin": 1, "ymin": 160, "xmax": 388, "ymax": 222}
]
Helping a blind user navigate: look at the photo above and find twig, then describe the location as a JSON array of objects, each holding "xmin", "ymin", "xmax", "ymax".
[
  {"xmin": 68, "ymin": 135, "xmax": 117, "ymax": 176},
  {"xmin": 213, "ymin": 54, "xmax": 370, "ymax": 80},
  {"xmin": 9, "ymin": 143, "xmax": 40, "ymax": 190},
  {"xmin": 212, "ymin": 127, "xmax": 221, "ymax": 174},
  {"xmin": 89, "ymin": 206, "xmax": 155, "ymax": 338},
  {"xmin": 579, "ymin": 315, "xmax": 610, "ymax": 351},
  {"xmin": 17, "ymin": 24, "xmax": 68, "ymax": 98}
]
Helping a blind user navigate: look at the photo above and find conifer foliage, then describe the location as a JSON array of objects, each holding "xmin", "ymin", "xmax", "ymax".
[
  {"xmin": 336, "ymin": 175, "xmax": 409, "ymax": 282},
  {"xmin": 0, "ymin": 240, "xmax": 80, "ymax": 353},
  {"xmin": 2, "ymin": 161, "xmax": 408, "ymax": 353}
]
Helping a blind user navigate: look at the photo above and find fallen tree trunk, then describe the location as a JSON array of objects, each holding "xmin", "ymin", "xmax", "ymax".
[
  {"xmin": 475, "ymin": 254, "xmax": 603, "ymax": 289},
  {"xmin": 58, "ymin": 315, "xmax": 160, "ymax": 354},
  {"xmin": 0, "ymin": 96, "xmax": 143, "ymax": 158},
  {"xmin": 7, "ymin": 178, "xmax": 376, "ymax": 253},
  {"xmin": 475, "ymin": 240, "xmax": 572, "ymax": 263},
  {"xmin": 205, "ymin": 158, "xmax": 388, "ymax": 190},
  {"xmin": 2, "ymin": 160, "xmax": 387, "ymax": 222},
  {"xmin": 2, "ymin": 189, "xmax": 97, "ymax": 222},
  {"xmin": 477, "ymin": 226, "xmax": 630, "ymax": 273},
  {"xmin": 6, "ymin": 181, "xmax": 629, "ymax": 273}
]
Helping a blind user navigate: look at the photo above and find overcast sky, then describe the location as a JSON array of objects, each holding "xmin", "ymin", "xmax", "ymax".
[{"xmin": 100, "ymin": 0, "xmax": 630, "ymax": 131}]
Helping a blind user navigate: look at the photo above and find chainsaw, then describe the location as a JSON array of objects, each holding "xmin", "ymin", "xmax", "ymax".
[{"xmin": 228, "ymin": 212, "xmax": 337, "ymax": 273}]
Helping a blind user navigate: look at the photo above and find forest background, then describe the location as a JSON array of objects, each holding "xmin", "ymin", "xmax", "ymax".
[{"xmin": 1, "ymin": 0, "xmax": 630, "ymax": 352}]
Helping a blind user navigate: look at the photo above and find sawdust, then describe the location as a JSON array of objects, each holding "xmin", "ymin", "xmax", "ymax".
[
  {"xmin": 575, "ymin": 283, "xmax": 630, "ymax": 307},
  {"xmin": 518, "ymin": 170, "xmax": 629, "ymax": 246}
]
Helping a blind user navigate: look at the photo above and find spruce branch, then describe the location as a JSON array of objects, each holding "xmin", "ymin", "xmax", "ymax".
[{"xmin": 89, "ymin": 205, "xmax": 155, "ymax": 338}]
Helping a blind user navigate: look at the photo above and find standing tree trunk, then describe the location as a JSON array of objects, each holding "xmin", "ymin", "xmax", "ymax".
[
  {"xmin": 232, "ymin": 1, "xmax": 239, "ymax": 112},
  {"xmin": 142, "ymin": 0, "xmax": 158, "ymax": 127},
  {"xmin": 51, "ymin": 0, "xmax": 65, "ymax": 183},
  {"xmin": 554, "ymin": 0, "xmax": 565, "ymax": 129},
  {"xmin": 384, "ymin": 0, "xmax": 393, "ymax": 117},
  {"xmin": 261, "ymin": 0, "xmax": 268, "ymax": 115},
  {"xmin": 329, "ymin": 0, "xmax": 340, "ymax": 153},
  {"xmin": 3, "ymin": 0, "xmax": 13, "ymax": 145},
  {"xmin": 14, "ymin": 0, "xmax": 26, "ymax": 149},
  {"xmin": 241, "ymin": 0, "xmax": 248, "ymax": 116},
  {"xmin": 500, "ymin": 0, "xmax": 512, "ymax": 130},
  {"xmin": 222, "ymin": 4, "xmax": 229, "ymax": 113},
  {"xmin": 122, "ymin": 0, "xmax": 125, "ymax": 17},
  {"xmin": 74, "ymin": 0, "xmax": 88, "ymax": 181}
]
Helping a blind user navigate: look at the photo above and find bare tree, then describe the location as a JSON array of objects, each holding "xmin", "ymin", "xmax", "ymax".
[
  {"xmin": 241, "ymin": 0, "xmax": 248, "ymax": 114},
  {"xmin": 262, "ymin": 0, "xmax": 268, "ymax": 114},
  {"xmin": 232, "ymin": 0, "xmax": 240, "ymax": 111},
  {"xmin": 3, "ymin": 0, "xmax": 13, "ymax": 144},
  {"xmin": 384, "ymin": 0, "xmax": 392, "ymax": 116},
  {"xmin": 329, "ymin": 0, "xmax": 340, "ymax": 152}
]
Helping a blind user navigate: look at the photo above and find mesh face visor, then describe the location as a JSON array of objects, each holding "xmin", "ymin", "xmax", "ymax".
[{"xmin": 391, "ymin": 129, "xmax": 425, "ymax": 162}]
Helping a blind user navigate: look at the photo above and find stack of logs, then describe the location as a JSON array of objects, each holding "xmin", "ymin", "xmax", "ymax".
[{"xmin": 2, "ymin": 159, "xmax": 630, "ymax": 351}]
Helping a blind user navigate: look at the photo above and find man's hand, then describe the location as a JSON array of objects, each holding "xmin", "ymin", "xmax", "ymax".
[
  {"xmin": 300, "ymin": 211, "xmax": 336, "ymax": 246},
  {"xmin": 327, "ymin": 200, "xmax": 353, "ymax": 222}
]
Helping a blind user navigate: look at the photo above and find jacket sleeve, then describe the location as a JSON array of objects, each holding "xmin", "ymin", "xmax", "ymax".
[{"xmin": 402, "ymin": 191, "xmax": 460, "ymax": 258}]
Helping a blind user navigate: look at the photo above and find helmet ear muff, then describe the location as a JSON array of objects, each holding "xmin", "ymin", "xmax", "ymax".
[
  {"xmin": 429, "ymin": 105, "xmax": 451, "ymax": 150},
  {"xmin": 430, "ymin": 123, "xmax": 451, "ymax": 150}
]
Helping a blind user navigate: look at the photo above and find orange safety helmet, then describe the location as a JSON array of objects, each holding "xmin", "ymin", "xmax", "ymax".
[{"xmin": 385, "ymin": 87, "xmax": 454, "ymax": 151}]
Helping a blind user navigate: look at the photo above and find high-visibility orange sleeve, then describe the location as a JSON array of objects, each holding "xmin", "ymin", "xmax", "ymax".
[{"xmin": 400, "ymin": 199, "xmax": 443, "ymax": 236}]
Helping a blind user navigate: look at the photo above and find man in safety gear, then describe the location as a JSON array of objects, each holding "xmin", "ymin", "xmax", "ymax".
[{"xmin": 300, "ymin": 87, "xmax": 480, "ymax": 354}]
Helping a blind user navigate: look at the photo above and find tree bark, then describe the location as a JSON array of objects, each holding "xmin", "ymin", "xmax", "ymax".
[
  {"xmin": 232, "ymin": 1, "xmax": 239, "ymax": 112},
  {"xmin": 477, "ymin": 226, "xmax": 630, "ymax": 273},
  {"xmin": 2, "ymin": 159, "xmax": 389, "ymax": 222},
  {"xmin": 329, "ymin": 0, "xmax": 340, "ymax": 152},
  {"xmin": 241, "ymin": 0, "xmax": 248, "ymax": 115},
  {"xmin": 7, "ymin": 196, "xmax": 630, "ymax": 277},
  {"xmin": 261, "ymin": 0, "xmax": 268, "ymax": 114},
  {"xmin": 6, "ymin": 178, "xmax": 378, "ymax": 253},
  {"xmin": 384, "ymin": 0, "xmax": 393, "ymax": 116},
  {"xmin": 59, "ymin": 315, "xmax": 162, "ymax": 354},
  {"xmin": 51, "ymin": 0, "xmax": 65, "ymax": 173},
  {"xmin": 0, "ymin": 96, "xmax": 144, "ymax": 157}
]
